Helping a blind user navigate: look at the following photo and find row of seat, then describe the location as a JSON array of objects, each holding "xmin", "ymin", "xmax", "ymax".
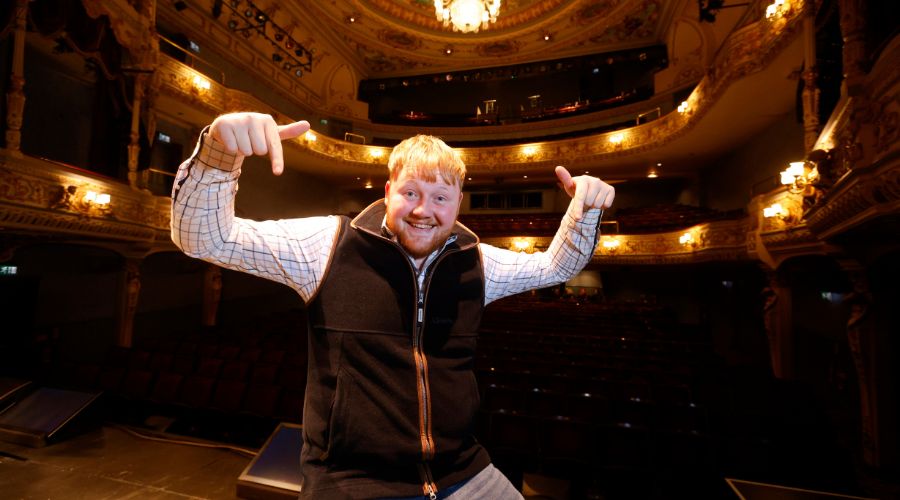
[{"xmin": 480, "ymin": 383, "xmax": 709, "ymax": 433}]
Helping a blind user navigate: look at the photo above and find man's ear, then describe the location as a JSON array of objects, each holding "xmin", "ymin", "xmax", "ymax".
[
  {"xmin": 384, "ymin": 180, "xmax": 391, "ymax": 204},
  {"xmin": 457, "ymin": 190, "xmax": 464, "ymax": 211}
]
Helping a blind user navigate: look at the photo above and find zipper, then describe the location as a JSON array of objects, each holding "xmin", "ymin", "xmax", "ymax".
[
  {"xmin": 404, "ymin": 245, "xmax": 458, "ymax": 499},
  {"xmin": 423, "ymin": 462, "xmax": 438, "ymax": 500}
]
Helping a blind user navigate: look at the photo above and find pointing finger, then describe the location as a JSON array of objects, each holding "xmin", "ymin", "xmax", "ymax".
[
  {"xmin": 572, "ymin": 178, "xmax": 586, "ymax": 221},
  {"xmin": 266, "ymin": 120, "xmax": 284, "ymax": 175},
  {"xmin": 278, "ymin": 120, "xmax": 311, "ymax": 141},
  {"xmin": 555, "ymin": 166, "xmax": 576, "ymax": 198}
]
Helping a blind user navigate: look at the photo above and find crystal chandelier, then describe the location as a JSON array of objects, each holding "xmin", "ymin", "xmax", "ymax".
[{"xmin": 433, "ymin": 0, "xmax": 501, "ymax": 33}]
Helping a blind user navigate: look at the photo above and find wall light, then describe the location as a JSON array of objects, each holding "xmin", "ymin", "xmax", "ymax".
[
  {"xmin": 608, "ymin": 133, "xmax": 624, "ymax": 145},
  {"xmin": 763, "ymin": 202, "xmax": 792, "ymax": 221},
  {"xmin": 765, "ymin": 0, "xmax": 788, "ymax": 19},
  {"xmin": 602, "ymin": 239, "xmax": 621, "ymax": 254},
  {"xmin": 779, "ymin": 161, "xmax": 818, "ymax": 194},
  {"xmin": 679, "ymin": 232, "xmax": 694, "ymax": 246},
  {"xmin": 369, "ymin": 148, "xmax": 385, "ymax": 158},
  {"xmin": 83, "ymin": 191, "xmax": 111, "ymax": 206},
  {"xmin": 305, "ymin": 131, "xmax": 317, "ymax": 142},
  {"xmin": 192, "ymin": 74, "xmax": 211, "ymax": 91},
  {"xmin": 677, "ymin": 101, "xmax": 689, "ymax": 113},
  {"xmin": 522, "ymin": 145, "xmax": 537, "ymax": 156}
]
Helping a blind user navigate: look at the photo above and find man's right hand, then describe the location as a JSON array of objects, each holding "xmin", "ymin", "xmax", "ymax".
[{"xmin": 209, "ymin": 112, "xmax": 310, "ymax": 175}]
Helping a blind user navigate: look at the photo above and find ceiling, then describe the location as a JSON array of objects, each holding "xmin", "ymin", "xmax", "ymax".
[
  {"xmin": 155, "ymin": 0, "xmax": 805, "ymax": 188},
  {"xmin": 293, "ymin": 0, "xmax": 680, "ymax": 78}
]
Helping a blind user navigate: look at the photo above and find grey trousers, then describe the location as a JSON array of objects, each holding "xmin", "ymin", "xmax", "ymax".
[{"xmin": 382, "ymin": 464, "xmax": 524, "ymax": 500}]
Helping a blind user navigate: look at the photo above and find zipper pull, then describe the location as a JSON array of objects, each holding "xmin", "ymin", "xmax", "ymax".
[
  {"xmin": 427, "ymin": 483, "xmax": 437, "ymax": 500},
  {"xmin": 417, "ymin": 300, "xmax": 424, "ymax": 324}
]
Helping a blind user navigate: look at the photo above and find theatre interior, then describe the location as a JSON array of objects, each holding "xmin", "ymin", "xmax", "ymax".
[{"xmin": 0, "ymin": 0, "xmax": 898, "ymax": 498}]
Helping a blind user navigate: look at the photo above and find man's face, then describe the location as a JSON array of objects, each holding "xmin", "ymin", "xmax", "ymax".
[{"xmin": 384, "ymin": 168, "xmax": 462, "ymax": 261}]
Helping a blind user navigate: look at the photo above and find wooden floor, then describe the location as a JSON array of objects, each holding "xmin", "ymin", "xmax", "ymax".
[{"xmin": 0, "ymin": 425, "xmax": 252, "ymax": 499}]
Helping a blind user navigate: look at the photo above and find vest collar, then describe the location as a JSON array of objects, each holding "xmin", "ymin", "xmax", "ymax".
[{"xmin": 350, "ymin": 200, "xmax": 480, "ymax": 251}]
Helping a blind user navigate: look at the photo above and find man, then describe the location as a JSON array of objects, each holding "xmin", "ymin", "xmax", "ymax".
[{"xmin": 171, "ymin": 113, "xmax": 614, "ymax": 499}]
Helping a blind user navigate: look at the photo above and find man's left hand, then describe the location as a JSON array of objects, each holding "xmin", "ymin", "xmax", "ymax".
[{"xmin": 555, "ymin": 166, "xmax": 615, "ymax": 221}]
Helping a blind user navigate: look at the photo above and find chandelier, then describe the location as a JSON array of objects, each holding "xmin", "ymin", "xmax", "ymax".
[{"xmin": 433, "ymin": 0, "xmax": 501, "ymax": 33}]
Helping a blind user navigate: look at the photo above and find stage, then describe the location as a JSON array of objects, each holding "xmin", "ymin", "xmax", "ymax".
[{"xmin": 0, "ymin": 424, "xmax": 251, "ymax": 499}]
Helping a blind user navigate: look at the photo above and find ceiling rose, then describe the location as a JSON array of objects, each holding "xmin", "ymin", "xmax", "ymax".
[{"xmin": 433, "ymin": 0, "xmax": 501, "ymax": 33}]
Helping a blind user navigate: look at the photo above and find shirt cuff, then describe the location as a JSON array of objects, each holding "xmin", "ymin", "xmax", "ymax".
[{"xmin": 196, "ymin": 130, "xmax": 243, "ymax": 174}]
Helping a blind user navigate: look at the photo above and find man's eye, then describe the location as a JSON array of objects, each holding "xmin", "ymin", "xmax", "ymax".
[
  {"xmin": 404, "ymin": 191, "xmax": 416, "ymax": 198},
  {"xmin": 436, "ymin": 196, "xmax": 447, "ymax": 203}
]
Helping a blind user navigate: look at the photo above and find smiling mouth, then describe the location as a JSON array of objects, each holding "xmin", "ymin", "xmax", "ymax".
[{"xmin": 407, "ymin": 220, "xmax": 435, "ymax": 230}]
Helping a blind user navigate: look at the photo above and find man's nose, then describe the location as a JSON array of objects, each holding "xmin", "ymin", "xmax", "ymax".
[{"xmin": 411, "ymin": 198, "xmax": 432, "ymax": 217}]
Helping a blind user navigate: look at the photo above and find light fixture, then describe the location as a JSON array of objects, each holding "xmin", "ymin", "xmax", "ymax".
[
  {"xmin": 192, "ymin": 74, "xmax": 211, "ymax": 91},
  {"xmin": 677, "ymin": 100, "xmax": 689, "ymax": 113},
  {"xmin": 763, "ymin": 203, "xmax": 787, "ymax": 219},
  {"xmin": 779, "ymin": 161, "xmax": 818, "ymax": 194},
  {"xmin": 602, "ymin": 239, "xmax": 621, "ymax": 254},
  {"xmin": 679, "ymin": 232, "xmax": 695, "ymax": 246},
  {"xmin": 762, "ymin": 202, "xmax": 796, "ymax": 223},
  {"xmin": 369, "ymin": 148, "xmax": 384, "ymax": 159},
  {"xmin": 522, "ymin": 145, "xmax": 537, "ymax": 156},
  {"xmin": 433, "ymin": 0, "xmax": 502, "ymax": 33},
  {"xmin": 765, "ymin": 0, "xmax": 788, "ymax": 19},
  {"xmin": 647, "ymin": 169, "xmax": 658, "ymax": 178},
  {"xmin": 444, "ymin": 46, "xmax": 453, "ymax": 55},
  {"xmin": 305, "ymin": 131, "xmax": 317, "ymax": 142},
  {"xmin": 512, "ymin": 238, "xmax": 531, "ymax": 252},
  {"xmin": 219, "ymin": 0, "xmax": 313, "ymax": 78},
  {"xmin": 543, "ymin": 33, "xmax": 551, "ymax": 41},
  {"xmin": 608, "ymin": 133, "xmax": 624, "ymax": 144}
]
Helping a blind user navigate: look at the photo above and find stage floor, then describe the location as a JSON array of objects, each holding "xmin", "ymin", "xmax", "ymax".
[{"xmin": 0, "ymin": 424, "xmax": 252, "ymax": 499}]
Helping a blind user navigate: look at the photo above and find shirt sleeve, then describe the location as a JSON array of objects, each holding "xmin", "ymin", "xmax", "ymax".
[
  {"xmin": 480, "ymin": 203, "xmax": 602, "ymax": 305},
  {"xmin": 170, "ymin": 130, "xmax": 339, "ymax": 302}
]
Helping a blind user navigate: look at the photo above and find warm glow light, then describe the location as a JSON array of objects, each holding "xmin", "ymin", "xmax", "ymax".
[
  {"xmin": 679, "ymin": 232, "xmax": 694, "ymax": 245},
  {"xmin": 84, "ymin": 191, "xmax": 97, "ymax": 203},
  {"xmin": 602, "ymin": 239, "xmax": 620, "ymax": 249},
  {"xmin": 763, "ymin": 203, "xmax": 787, "ymax": 218},
  {"xmin": 522, "ymin": 145, "xmax": 537, "ymax": 156},
  {"xmin": 192, "ymin": 75, "xmax": 211, "ymax": 91},
  {"xmin": 677, "ymin": 101, "xmax": 689, "ymax": 113},
  {"xmin": 647, "ymin": 169, "xmax": 658, "ymax": 178},
  {"xmin": 434, "ymin": 0, "xmax": 501, "ymax": 33},
  {"xmin": 364, "ymin": 181, "xmax": 373, "ymax": 189},
  {"xmin": 513, "ymin": 239, "xmax": 530, "ymax": 251},
  {"xmin": 96, "ymin": 193, "xmax": 111, "ymax": 205},
  {"xmin": 608, "ymin": 133, "xmax": 624, "ymax": 144},
  {"xmin": 370, "ymin": 148, "xmax": 384, "ymax": 158},
  {"xmin": 765, "ymin": 0, "xmax": 788, "ymax": 19},
  {"xmin": 305, "ymin": 131, "xmax": 317, "ymax": 142}
]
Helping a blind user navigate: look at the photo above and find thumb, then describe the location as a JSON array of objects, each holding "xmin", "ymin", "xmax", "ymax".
[
  {"xmin": 555, "ymin": 166, "xmax": 576, "ymax": 197},
  {"xmin": 277, "ymin": 120, "xmax": 311, "ymax": 141}
]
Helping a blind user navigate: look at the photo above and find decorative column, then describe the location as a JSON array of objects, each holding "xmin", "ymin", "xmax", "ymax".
[
  {"xmin": 115, "ymin": 259, "xmax": 142, "ymax": 348},
  {"xmin": 127, "ymin": 74, "xmax": 146, "ymax": 189},
  {"xmin": 201, "ymin": 264, "xmax": 223, "ymax": 327},
  {"xmin": 761, "ymin": 269, "xmax": 793, "ymax": 379},
  {"xmin": 4, "ymin": 0, "xmax": 28, "ymax": 154},
  {"xmin": 842, "ymin": 267, "xmax": 879, "ymax": 466},
  {"xmin": 838, "ymin": 0, "xmax": 868, "ymax": 97},
  {"xmin": 800, "ymin": 8, "xmax": 820, "ymax": 151}
]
